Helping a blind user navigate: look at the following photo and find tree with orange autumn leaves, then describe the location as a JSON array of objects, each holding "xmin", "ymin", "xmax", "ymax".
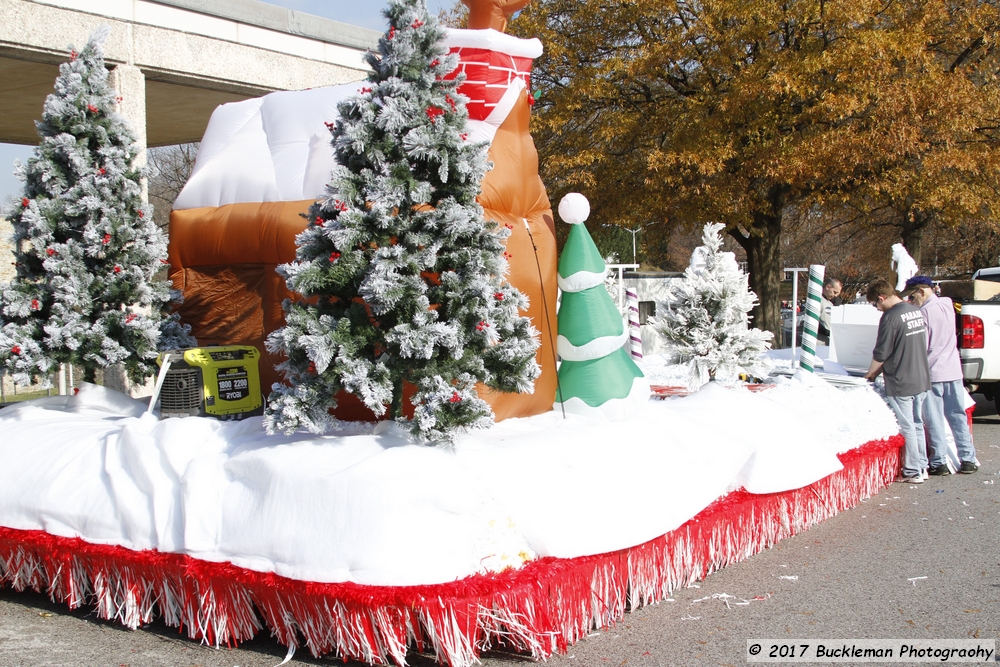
[{"xmin": 511, "ymin": 0, "xmax": 1000, "ymax": 339}]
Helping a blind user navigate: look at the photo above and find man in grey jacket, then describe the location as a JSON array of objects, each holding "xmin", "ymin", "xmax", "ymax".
[
  {"xmin": 902, "ymin": 275, "xmax": 978, "ymax": 474},
  {"xmin": 864, "ymin": 279, "xmax": 932, "ymax": 484},
  {"xmin": 818, "ymin": 277, "xmax": 843, "ymax": 345}
]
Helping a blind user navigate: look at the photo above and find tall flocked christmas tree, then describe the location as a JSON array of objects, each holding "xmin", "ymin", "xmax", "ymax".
[
  {"xmin": 264, "ymin": 0, "xmax": 541, "ymax": 442},
  {"xmin": 651, "ymin": 222, "xmax": 772, "ymax": 389},
  {"xmin": 0, "ymin": 26, "xmax": 193, "ymax": 387}
]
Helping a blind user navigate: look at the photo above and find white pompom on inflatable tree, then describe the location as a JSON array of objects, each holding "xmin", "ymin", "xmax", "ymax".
[
  {"xmin": 553, "ymin": 194, "xmax": 649, "ymax": 420},
  {"xmin": 651, "ymin": 222, "xmax": 772, "ymax": 390}
]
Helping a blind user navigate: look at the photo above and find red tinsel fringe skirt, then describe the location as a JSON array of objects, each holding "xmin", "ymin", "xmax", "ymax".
[{"xmin": 0, "ymin": 435, "xmax": 902, "ymax": 666}]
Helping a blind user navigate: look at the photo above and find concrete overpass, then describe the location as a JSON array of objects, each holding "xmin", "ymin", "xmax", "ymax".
[
  {"xmin": 0, "ymin": 0, "xmax": 379, "ymax": 291},
  {"xmin": 0, "ymin": 0, "xmax": 380, "ymax": 149},
  {"xmin": 0, "ymin": 0, "xmax": 382, "ymax": 388}
]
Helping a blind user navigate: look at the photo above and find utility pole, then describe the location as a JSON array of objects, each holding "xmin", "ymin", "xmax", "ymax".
[
  {"xmin": 603, "ymin": 224, "xmax": 644, "ymax": 265},
  {"xmin": 624, "ymin": 226, "xmax": 643, "ymax": 265},
  {"xmin": 784, "ymin": 267, "xmax": 808, "ymax": 351}
]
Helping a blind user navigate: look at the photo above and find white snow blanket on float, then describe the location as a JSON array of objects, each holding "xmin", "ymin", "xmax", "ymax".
[{"xmin": 0, "ymin": 375, "xmax": 897, "ymax": 587}]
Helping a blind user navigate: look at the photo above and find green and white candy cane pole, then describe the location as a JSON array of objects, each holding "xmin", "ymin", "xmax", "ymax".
[{"xmin": 799, "ymin": 264, "xmax": 825, "ymax": 372}]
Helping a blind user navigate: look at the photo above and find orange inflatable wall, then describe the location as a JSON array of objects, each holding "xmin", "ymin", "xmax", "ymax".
[{"xmin": 168, "ymin": 88, "xmax": 557, "ymax": 422}]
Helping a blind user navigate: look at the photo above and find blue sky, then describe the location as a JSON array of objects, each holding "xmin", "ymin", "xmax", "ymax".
[
  {"xmin": 0, "ymin": 0, "xmax": 455, "ymax": 207},
  {"xmin": 279, "ymin": 0, "xmax": 455, "ymax": 30}
]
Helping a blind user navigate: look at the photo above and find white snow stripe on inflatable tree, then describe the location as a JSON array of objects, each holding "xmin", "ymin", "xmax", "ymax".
[
  {"xmin": 557, "ymin": 330, "xmax": 630, "ymax": 362},
  {"xmin": 557, "ymin": 268, "xmax": 608, "ymax": 293}
]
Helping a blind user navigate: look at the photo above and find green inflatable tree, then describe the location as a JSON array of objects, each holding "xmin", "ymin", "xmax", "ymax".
[{"xmin": 553, "ymin": 194, "xmax": 649, "ymax": 419}]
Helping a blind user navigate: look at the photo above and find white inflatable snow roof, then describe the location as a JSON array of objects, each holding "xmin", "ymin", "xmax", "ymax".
[
  {"xmin": 173, "ymin": 83, "xmax": 361, "ymax": 210},
  {"xmin": 172, "ymin": 29, "xmax": 544, "ymax": 212}
]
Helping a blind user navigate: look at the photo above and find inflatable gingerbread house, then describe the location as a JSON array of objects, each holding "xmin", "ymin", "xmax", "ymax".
[{"xmin": 168, "ymin": 27, "xmax": 557, "ymax": 421}]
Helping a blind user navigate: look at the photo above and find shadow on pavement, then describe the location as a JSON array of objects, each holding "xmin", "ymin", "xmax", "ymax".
[{"xmin": 971, "ymin": 393, "xmax": 999, "ymax": 424}]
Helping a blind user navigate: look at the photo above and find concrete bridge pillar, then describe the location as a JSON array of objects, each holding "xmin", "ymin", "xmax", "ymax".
[{"xmin": 109, "ymin": 64, "xmax": 148, "ymax": 200}]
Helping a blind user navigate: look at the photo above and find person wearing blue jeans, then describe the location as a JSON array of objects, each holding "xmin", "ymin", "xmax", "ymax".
[
  {"xmin": 902, "ymin": 276, "xmax": 978, "ymax": 474},
  {"xmin": 864, "ymin": 279, "xmax": 932, "ymax": 483},
  {"xmin": 884, "ymin": 392, "xmax": 928, "ymax": 478}
]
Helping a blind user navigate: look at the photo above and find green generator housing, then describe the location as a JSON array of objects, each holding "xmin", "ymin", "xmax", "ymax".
[{"xmin": 156, "ymin": 346, "xmax": 263, "ymax": 420}]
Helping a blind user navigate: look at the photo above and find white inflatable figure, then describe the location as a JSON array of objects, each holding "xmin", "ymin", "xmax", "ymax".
[
  {"xmin": 720, "ymin": 251, "xmax": 738, "ymax": 272},
  {"xmin": 690, "ymin": 246, "xmax": 709, "ymax": 274},
  {"xmin": 690, "ymin": 246, "xmax": 737, "ymax": 275},
  {"xmin": 891, "ymin": 243, "xmax": 918, "ymax": 292}
]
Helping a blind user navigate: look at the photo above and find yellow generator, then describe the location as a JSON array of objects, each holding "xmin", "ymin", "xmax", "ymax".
[{"xmin": 155, "ymin": 346, "xmax": 263, "ymax": 420}]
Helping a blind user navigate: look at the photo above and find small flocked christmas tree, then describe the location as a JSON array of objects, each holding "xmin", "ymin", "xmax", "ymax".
[
  {"xmin": 651, "ymin": 222, "xmax": 772, "ymax": 389},
  {"xmin": 264, "ymin": 0, "xmax": 540, "ymax": 442},
  {"xmin": 554, "ymin": 194, "xmax": 648, "ymax": 420},
  {"xmin": 0, "ymin": 26, "xmax": 193, "ymax": 387}
]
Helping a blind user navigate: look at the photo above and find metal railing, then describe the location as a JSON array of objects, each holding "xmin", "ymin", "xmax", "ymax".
[{"xmin": 0, "ymin": 368, "xmax": 60, "ymax": 407}]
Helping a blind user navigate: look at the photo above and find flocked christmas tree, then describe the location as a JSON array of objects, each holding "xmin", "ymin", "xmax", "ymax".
[
  {"xmin": 0, "ymin": 26, "xmax": 194, "ymax": 387},
  {"xmin": 553, "ymin": 194, "xmax": 649, "ymax": 420},
  {"xmin": 651, "ymin": 222, "xmax": 772, "ymax": 389},
  {"xmin": 264, "ymin": 0, "xmax": 540, "ymax": 442}
]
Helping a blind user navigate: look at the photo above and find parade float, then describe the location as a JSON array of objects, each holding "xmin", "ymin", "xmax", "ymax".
[{"xmin": 0, "ymin": 2, "xmax": 904, "ymax": 666}]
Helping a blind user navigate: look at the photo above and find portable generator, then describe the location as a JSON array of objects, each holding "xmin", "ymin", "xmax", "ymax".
[{"xmin": 154, "ymin": 346, "xmax": 263, "ymax": 420}]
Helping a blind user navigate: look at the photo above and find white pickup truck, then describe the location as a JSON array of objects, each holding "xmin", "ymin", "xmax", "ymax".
[{"xmin": 948, "ymin": 269, "xmax": 1000, "ymax": 409}]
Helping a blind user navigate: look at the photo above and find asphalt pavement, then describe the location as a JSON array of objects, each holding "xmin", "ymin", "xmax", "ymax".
[{"xmin": 1, "ymin": 399, "xmax": 998, "ymax": 667}]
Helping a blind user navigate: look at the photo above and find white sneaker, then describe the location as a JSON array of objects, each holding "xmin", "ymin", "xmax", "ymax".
[
  {"xmin": 921, "ymin": 469, "xmax": 929, "ymax": 481},
  {"xmin": 894, "ymin": 475, "xmax": 924, "ymax": 484}
]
